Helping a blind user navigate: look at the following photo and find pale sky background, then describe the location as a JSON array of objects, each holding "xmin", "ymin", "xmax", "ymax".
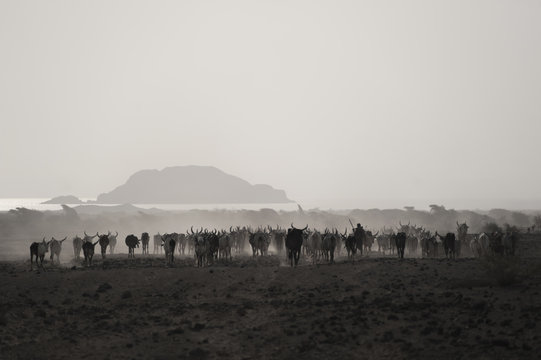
[{"xmin": 1, "ymin": 0, "xmax": 540, "ymax": 210}]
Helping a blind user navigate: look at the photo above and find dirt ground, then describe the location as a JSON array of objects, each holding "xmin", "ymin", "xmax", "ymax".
[{"xmin": 1, "ymin": 240, "xmax": 541, "ymax": 359}]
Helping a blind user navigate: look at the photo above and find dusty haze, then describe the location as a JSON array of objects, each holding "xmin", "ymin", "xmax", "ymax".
[{"xmin": 1, "ymin": 1, "xmax": 540, "ymax": 209}]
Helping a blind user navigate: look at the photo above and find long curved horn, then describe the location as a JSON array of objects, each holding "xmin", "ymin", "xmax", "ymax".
[
  {"xmin": 230, "ymin": 226, "xmax": 233, "ymax": 233},
  {"xmin": 302, "ymin": 225, "xmax": 308, "ymax": 231},
  {"xmin": 399, "ymin": 221, "xmax": 403, "ymax": 227},
  {"xmin": 115, "ymin": 231, "xmax": 118, "ymax": 237},
  {"xmin": 61, "ymin": 237, "xmax": 67, "ymax": 242},
  {"xmin": 84, "ymin": 231, "xmax": 89, "ymax": 237},
  {"xmin": 456, "ymin": 221, "xmax": 460, "ymax": 227},
  {"xmin": 190, "ymin": 226, "xmax": 194, "ymax": 235}
]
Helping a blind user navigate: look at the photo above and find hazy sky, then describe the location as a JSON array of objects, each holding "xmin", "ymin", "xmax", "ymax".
[{"xmin": 1, "ymin": 0, "xmax": 540, "ymax": 209}]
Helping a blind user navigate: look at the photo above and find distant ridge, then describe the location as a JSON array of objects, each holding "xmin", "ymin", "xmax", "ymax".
[
  {"xmin": 95, "ymin": 166, "xmax": 292, "ymax": 204},
  {"xmin": 41, "ymin": 195, "xmax": 83, "ymax": 204}
]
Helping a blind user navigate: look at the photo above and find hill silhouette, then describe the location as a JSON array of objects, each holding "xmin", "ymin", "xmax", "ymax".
[{"xmin": 95, "ymin": 166, "xmax": 292, "ymax": 204}]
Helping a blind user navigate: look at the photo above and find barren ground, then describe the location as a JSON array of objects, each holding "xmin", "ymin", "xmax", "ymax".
[{"xmin": 1, "ymin": 238, "xmax": 541, "ymax": 360}]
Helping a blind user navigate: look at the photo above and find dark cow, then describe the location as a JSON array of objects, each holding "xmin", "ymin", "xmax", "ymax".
[
  {"xmin": 436, "ymin": 232, "xmax": 456, "ymax": 259},
  {"xmin": 30, "ymin": 238, "xmax": 51, "ymax": 270},
  {"xmin": 364, "ymin": 230, "xmax": 378, "ymax": 255},
  {"xmin": 353, "ymin": 224, "xmax": 366, "ymax": 256},
  {"xmin": 502, "ymin": 231, "xmax": 519, "ymax": 256},
  {"xmin": 286, "ymin": 224, "xmax": 307, "ymax": 267},
  {"xmin": 125, "ymin": 234, "xmax": 140, "ymax": 258},
  {"xmin": 249, "ymin": 230, "xmax": 270, "ymax": 257},
  {"xmin": 82, "ymin": 240, "xmax": 99, "ymax": 266},
  {"xmin": 97, "ymin": 233, "xmax": 110, "ymax": 259},
  {"xmin": 392, "ymin": 232, "xmax": 407, "ymax": 259}
]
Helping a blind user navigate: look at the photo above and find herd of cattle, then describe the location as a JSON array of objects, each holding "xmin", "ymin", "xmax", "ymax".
[{"xmin": 28, "ymin": 222, "xmax": 520, "ymax": 270}]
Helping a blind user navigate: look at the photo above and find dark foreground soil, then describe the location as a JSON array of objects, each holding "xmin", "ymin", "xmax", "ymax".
[{"xmin": 1, "ymin": 251, "xmax": 541, "ymax": 360}]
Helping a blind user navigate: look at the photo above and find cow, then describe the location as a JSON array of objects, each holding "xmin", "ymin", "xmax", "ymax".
[
  {"xmin": 285, "ymin": 224, "xmax": 307, "ymax": 267},
  {"xmin": 82, "ymin": 240, "xmax": 99, "ymax": 266},
  {"xmin": 456, "ymin": 222, "xmax": 469, "ymax": 258},
  {"xmin": 125, "ymin": 234, "xmax": 140, "ymax": 258},
  {"xmin": 205, "ymin": 230, "xmax": 220, "ymax": 262},
  {"xmin": 194, "ymin": 232, "xmax": 208, "ymax": 267},
  {"xmin": 307, "ymin": 231, "xmax": 323, "ymax": 263},
  {"xmin": 97, "ymin": 233, "xmax": 110, "ymax": 259},
  {"xmin": 436, "ymin": 232, "xmax": 456, "ymax": 259},
  {"xmin": 269, "ymin": 226, "xmax": 286, "ymax": 255},
  {"xmin": 470, "ymin": 235, "xmax": 483, "ymax": 258},
  {"xmin": 141, "ymin": 232, "xmax": 150, "ymax": 255},
  {"xmin": 376, "ymin": 233, "xmax": 391, "ymax": 254},
  {"xmin": 420, "ymin": 232, "xmax": 437, "ymax": 258},
  {"xmin": 345, "ymin": 234, "xmax": 357, "ymax": 259},
  {"xmin": 364, "ymin": 230, "xmax": 378, "ymax": 255},
  {"xmin": 488, "ymin": 232, "xmax": 504, "ymax": 256},
  {"xmin": 83, "ymin": 231, "xmax": 98, "ymax": 244},
  {"xmin": 72, "ymin": 235, "xmax": 84, "ymax": 260},
  {"xmin": 249, "ymin": 230, "xmax": 270, "ymax": 257},
  {"xmin": 353, "ymin": 224, "xmax": 366, "ymax": 256},
  {"xmin": 476, "ymin": 233, "xmax": 490, "ymax": 257},
  {"xmin": 49, "ymin": 237, "xmax": 67, "ymax": 264},
  {"xmin": 218, "ymin": 232, "xmax": 232, "ymax": 261},
  {"xmin": 30, "ymin": 238, "xmax": 51, "ymax": 270},
  {"xmin": 153, "ymin": 233, "xmax": 162, "ymax": 254},
  {"xmin": 392, "ymin": 232, "xmax": 407, "ymax": 259},
  {"xmin": 161, "ymin": 233, "xmax": 177, "ymax": 264},
  {"xmin": 322, "ymin": 231, "xmax": 337, "ymax": 263},
  {"xmin": 502, "ymin": 232, "xmax": 519, "ymax": 256},
  {"xmin": 108, "ymin": 231, "xmax": 119, "ymax": 254},
  {"xmin": 177, "ymin": 233, "xmax": 187, "ymax": 255}
]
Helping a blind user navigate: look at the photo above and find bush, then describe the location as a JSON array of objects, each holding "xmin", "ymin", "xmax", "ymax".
[{"xmin": 481, "ymin": 222, "xmax": 502, "ymax": 234}]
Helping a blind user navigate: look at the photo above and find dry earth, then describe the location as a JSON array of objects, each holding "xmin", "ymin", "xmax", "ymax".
[{"xmin": 1, "ymin": 239, "xmax": 541, "ymax": 360}]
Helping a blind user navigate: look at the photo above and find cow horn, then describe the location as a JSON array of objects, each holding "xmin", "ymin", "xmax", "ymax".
[
  {"xmin": 302, "ymin": 225, "xmax": 308, "ymax": 231},
  {"xmin": 84, "ymin": 231, "xmax": 89, "ymax": 237}
]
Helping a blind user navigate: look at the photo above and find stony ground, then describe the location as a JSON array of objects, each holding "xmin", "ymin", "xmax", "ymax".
[{"xmin": 1, "ymin": 245, "xmax": 541, "ymax": 360}]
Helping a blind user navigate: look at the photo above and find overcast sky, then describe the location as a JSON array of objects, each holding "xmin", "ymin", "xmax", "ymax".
[{"xmin": 1, "ymin": 0, "xmax": 540, "ymax": 209}]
